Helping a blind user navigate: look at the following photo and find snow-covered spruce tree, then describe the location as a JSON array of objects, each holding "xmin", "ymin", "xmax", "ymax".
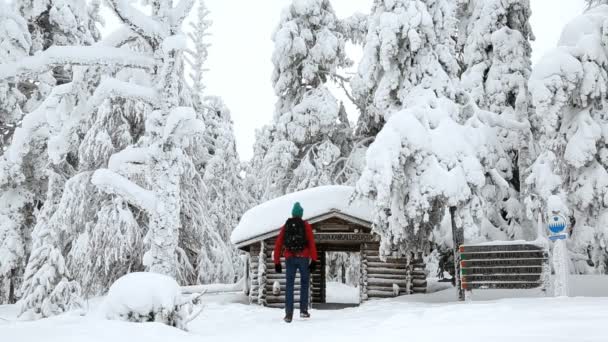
[
  {"xmin": 587, "ymin": 0, "xmax": 608, "ymax": 8},
  {"xmin": 0, "ymin": 0, "xmax": 216, "ymax": 314},
  {"xmin": 183, "ymin": 3, "xmax": 246, "ymax": 283},
  {"xmin": 354, "ymin": 0, "xmax": 530, "ymax": 257},
  {"xmin": 0, "ymin": 0, "xmax": 101, "ymax": 306},
  {"xmin": 16, "ymin": 0, "xmax": 100, "ymax": 87},
  {"xmin": 18, "ymin": 171, "xmax": 81, "ymax": 319},
  {"xmin": 0, "ymin": 3, "xmax": 31, "ymax": 153},
  {"xmin": 199, "ymin": 96, "xmax": 253, "ymax": 282},
  {"xmin": 86, "ymin": 1, "xmax": 200, "ymax": 280},
  {"xmin": 186, "ymin": 0, "xmax": 211, "ymax": 109},
  {"xmin": 527, "ymin": 5, "xmax": 608, "ymax": 273},
  {"xmin": 252, "ymin": 0, "xmax": 353, "ymax": 201},
  {"xmin": 0, "ymin": 4, "xmax": 32, "ymax": 303},
  {"xmin": 351, "ymin": 0, "xmax": 457, "ymax": 139},
  {"xmin": 458, "ymin": 0, "xmax": 535, "ymax": 241}
]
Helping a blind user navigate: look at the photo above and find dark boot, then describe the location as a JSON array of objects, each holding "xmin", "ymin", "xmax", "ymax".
[
  {"xmin": 300, "ymin": 311, "xmax": 310, "ymax": 319},
  {"xmin": 284, "ymin": 312, "xmax": 293, "ymax": 323}
]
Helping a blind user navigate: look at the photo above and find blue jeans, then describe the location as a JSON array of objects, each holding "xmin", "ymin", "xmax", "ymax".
[{"xmin": 285, "ymin": 257, "xmax": 310, "ymax": 315}]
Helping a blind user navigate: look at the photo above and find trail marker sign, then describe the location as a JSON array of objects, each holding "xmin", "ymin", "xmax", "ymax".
[{"xmin": 548, "ymin": 214, "xmax": 568, "ymax": 241}]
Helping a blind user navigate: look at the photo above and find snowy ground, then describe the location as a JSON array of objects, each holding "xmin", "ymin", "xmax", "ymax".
[
  {"xmin": 2, "ymin": 276, "xmax": 608, "ymax": 342},
  {"xmin": 326, "ymin": 281, "xmax": 360, "ymax": 304}
]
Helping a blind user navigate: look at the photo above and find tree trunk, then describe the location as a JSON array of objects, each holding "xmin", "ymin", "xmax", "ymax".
[
  {"xmin": 9, "ymin": 268, "xmax": 16, "ymax": 304},
  {"xmin": 450, "ymin": 206, "xmax": 465, "ymax": 301}
]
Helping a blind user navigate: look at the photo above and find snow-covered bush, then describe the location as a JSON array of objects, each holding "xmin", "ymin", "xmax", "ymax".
[{"xmin": 104, "ymin": 272, "xmax": 202, "ymax": 331}]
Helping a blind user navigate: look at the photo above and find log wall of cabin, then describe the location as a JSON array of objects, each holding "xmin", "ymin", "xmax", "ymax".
[{"xmin": 362, "ymin": 243, "xmax": 427, "ymax": 298}]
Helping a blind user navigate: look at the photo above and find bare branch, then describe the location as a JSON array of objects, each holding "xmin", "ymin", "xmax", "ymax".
[{"xmin": 332, "ymin": 73, "xmax": 365, "ymax": 114}]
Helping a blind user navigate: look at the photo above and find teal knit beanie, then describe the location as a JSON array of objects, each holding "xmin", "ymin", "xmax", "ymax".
[{"xmin": 291, "ymin": 202, "xmax": 304, "ymax": 218}]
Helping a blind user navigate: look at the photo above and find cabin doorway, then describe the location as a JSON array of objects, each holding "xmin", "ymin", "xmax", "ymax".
[{"xmin": 312, "ymin": 250, "xmax": 361, "ymax": 309}]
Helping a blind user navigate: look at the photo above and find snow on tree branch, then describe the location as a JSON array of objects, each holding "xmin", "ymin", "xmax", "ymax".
[
  {"xmin": 163, "ymin": 107, "xmax": 205, "ymax": 145},
  {"xmin": 101, "ymin": 26, "xmax": 144, "ymax": 48},
  {"xmin": 0, "ymin": 46, "xmax": 155, "ymax": 81},
  {"xmin": 170, "ymin": 0, "xmax": 196, "ymax": 27},
  {"xmin": 107, "ymin": 0, "xmax": 166, "ymax": 46},
  {"xmin": 91, "ymin": 169, "xmax": 157, "ymax": 213},
  {"xmin": 89, "ymin": 78, "xmax": 158, "ymax": 110},
  {"xmin": 107, "ymin": 147, "xmax": 149, "ymax": 179},
  {"xmin": 460, "ymin": 93, "xmax": 530, "ymax": 131}
]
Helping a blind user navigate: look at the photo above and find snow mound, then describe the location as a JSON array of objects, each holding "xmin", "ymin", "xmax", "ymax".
[
  {"xmin": 104, "ymin": 272, "xmax": 182, "ymax": 321},
  {"xmin": 102, "ymin": 272, "xmax": 203, "ymax": 330},
  {"xmin": 231, "ymin": 186, "xmax": 373, "ymax": 245},
  {"xmin": 326, "ymin": 282, "xmax": 359, "ymax": 304}
]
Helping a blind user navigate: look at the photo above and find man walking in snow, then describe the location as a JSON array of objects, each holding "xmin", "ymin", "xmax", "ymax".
[{"xmin": 273, "ymin": 202, "xmax": 318, "ymax": 323}]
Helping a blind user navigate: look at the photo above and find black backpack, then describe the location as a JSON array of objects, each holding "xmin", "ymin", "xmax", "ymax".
[{"xmin": 283, "ymin": 217, "xmax": 307, "ymax": 252}]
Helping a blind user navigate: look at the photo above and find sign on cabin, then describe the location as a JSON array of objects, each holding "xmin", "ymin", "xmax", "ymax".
[{"xmin": 459, "ymin": 243, "xmax": 549, "ymax": 291}]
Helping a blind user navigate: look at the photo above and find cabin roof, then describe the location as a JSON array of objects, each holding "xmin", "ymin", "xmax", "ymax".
[{"xmin": 230, "ymin": 186, "xmax": 374, "ymax": 247}]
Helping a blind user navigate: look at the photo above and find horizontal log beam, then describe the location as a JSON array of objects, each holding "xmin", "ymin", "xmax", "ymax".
[
  {"xmin": 461, "ymin": 251, "xmax": 548, "ymax": 260},
  {"xmin": 367, "ymin": 262, "xmax": 407, "ymax": 269},
  {"xmin": 367, "ymin": 267, "xmax": 408, "ymax": 275},
  {"xmin": 412, "ymin": 279, "xmax": 427, "ymax": 286},
  {"xmin": 367, "ymin": 290, "xmax": 397, "ymax": 297},
  {"xmin": 461, "ymin": 266, "xmax": 543, "ymax": 275},
  {"xmin": 462, "ymin": 274, "xmax": 542, "ymax": 283},
  {"xmin": 461, "ymin": 281, "xmax": 542, "ymax": 290},
  {"xmin": 368, "ymin": 278, "xmax": 408, "ymax": 285},
  {"xmin": 461, "ymin": 258, "xmax": 547, "ymax": 268},
  {"xmin": 459, "ymin": 244, "xmax": 543, "ymax": 253}
]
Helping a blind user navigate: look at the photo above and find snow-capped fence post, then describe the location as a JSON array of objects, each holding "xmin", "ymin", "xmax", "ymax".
[{"xmin": 449, "ymin": 206, "xmax": 465, "ymax": 301}]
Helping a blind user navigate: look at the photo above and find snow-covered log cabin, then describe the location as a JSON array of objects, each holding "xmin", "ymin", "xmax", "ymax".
[{"xmin": 231, "ymin": 186, "xmax": 427, "ymax": 309}]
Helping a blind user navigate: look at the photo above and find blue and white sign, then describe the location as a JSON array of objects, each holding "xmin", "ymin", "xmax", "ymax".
[{"xmin": 548, "ymin": 214, "xmax": 568, "ymax": 241}]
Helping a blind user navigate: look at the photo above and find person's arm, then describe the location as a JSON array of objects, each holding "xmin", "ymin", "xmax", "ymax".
[
  {"xmin": 273, "ymin": 226, "xmax": 285, "ymax": 265},
  {"xmin": 305, "ymin": 222, "xmax": 318, "ymax": 262}
]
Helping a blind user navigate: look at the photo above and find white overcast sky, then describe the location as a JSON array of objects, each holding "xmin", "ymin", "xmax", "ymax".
[{"xmin": 101, "ymin": 0, "xmax": 586, "ymax": 160}]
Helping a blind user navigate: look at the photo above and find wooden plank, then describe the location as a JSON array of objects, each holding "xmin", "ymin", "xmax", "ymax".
[
  {"xmin": 461, "ymin": 258, "xmax": 546, "ymax": 268},
  {"xmin": 461, "ymin": 266, "xmax": 543, "ymax": 275},
  {"xmin": 460, "ymin": 244, "xmax": 543, "ymax": 253},
  {"xmin": 461, "ymin": 281, "xmax": 542, "ymax": 290},
  {"xmin": 462, "ymin": 274, "xmax": 541, "ymax": 283},
  {"xmin": 461, "ymin": 251, "xmax": 548, "ymax": 260}
]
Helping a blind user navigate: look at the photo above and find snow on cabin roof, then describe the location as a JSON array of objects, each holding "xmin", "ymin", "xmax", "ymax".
[{"xmin": 230, "ymin": 185, "xmax": 374, "ymax": 246}]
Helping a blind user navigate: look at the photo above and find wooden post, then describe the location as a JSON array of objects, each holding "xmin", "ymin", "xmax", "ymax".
[
  {"xmin": 9, "ymin": 268, "xmax": 15, "ymax": 304},
  {"xmin": 360, "ymin": 244, "xmax": 369, "ymax": 302},
  {"xmin": 257, "ymin": 241, "xmax": 267, "ymax": 306},
  {"xmin": 450, "ymin": 206, "xmax": 465, "ymax": 301}
]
